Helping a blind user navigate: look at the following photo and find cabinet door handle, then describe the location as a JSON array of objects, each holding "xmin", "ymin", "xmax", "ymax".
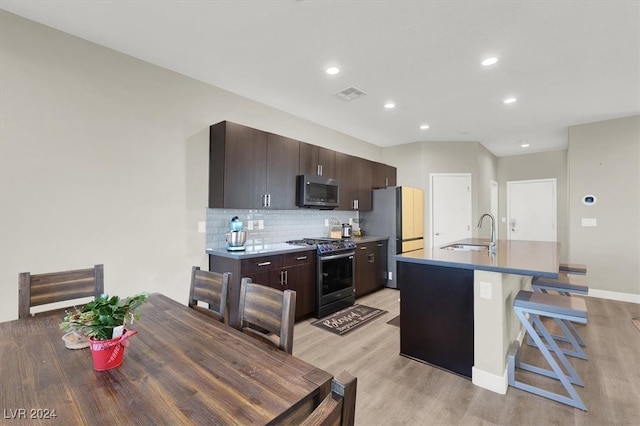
[
  {"xmin": 267, "ymin": 193, "xmax": 271, "ymax": 207},
  {"xmin": 377, "ymin": 243, "xmax": 384, "ymax": 247},
  {"xmin": 385, "ymin": 177, "xmax": 389, "ymax": 187},
  {"xmin": 284, "ymin": 270, "xmax": 288, "ymax": 286},
  {"xmin": 280, "ymin": 270, "xmax": 285, "ymax": 286},
  {"xmin": 296, "ymin": 256, "xmax": 308, "ymax": 261},
  {"xmin": 257, "ymin": 261, "xmax": 271, "ymax": 267},
  {"xmin": 317, "ymin": 164, "xmax": 322, "ymax": 176},
  {"xmin": 359, "ymin": 246, "xmax": 368, "ymax": 250}
]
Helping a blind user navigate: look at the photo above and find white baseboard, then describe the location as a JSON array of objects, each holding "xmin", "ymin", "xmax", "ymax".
[
  {"xmin": 588, "ymin": 289, "xmax": 640, "ymax": 304},
  {"xmin": 472, "ymin": 366, "xmax": 508, "ymax": 395}
]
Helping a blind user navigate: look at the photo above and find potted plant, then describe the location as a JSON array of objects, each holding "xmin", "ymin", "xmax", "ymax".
[{"xmin": 60, "ymin": 292, "xmax": 149, "ymax": 370}]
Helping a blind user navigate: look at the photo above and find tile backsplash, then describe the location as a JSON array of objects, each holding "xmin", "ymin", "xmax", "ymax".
[{"xmin": 206, "ymin": 208, "xmax": 359, "ymax": 249}]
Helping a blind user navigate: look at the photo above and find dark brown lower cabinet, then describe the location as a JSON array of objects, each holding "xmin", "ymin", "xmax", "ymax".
[
  {"xmin": 398, "ymin": 262, "xmax": 474, "ymax": 378},
  {"xmin": 209, "ymin": 250, "xmax": 316, "ymax": 325},
  {"xmin": 355, "ymin": 239, "xmax": 388, "ymax": 297}
]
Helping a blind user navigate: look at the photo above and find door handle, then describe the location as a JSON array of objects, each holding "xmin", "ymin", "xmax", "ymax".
[
  {"xmin": 435, "ymin": 232, "xmax": 440, "ymax": 236},
  {"xmin": 257, "ymin": 261, "xmax": 271, "ymax": 267}
]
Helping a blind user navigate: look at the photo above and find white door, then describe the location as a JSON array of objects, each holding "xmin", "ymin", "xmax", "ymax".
[
  {"xmin": 507, "ymin": 179, "xmax": 557, "ymax": 241},
  {"xmin": 430, "ymin": 174, "xmax": 472, "ymax": 248}
]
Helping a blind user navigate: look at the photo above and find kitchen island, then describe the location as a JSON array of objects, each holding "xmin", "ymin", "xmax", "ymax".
[{"xmin": 396, "ymin": 238, "xmax": 559, "ymax": 394}]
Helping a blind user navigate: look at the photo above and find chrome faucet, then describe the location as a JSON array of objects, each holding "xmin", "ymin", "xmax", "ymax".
[{"xmin": 477, "ymin": 213, "xmax": 497, "ymax": 251}]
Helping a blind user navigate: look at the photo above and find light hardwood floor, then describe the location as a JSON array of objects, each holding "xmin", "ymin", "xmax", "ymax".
[{"xmin": 293, "ymin": 288, "xmax": 640, "ymax": 425}]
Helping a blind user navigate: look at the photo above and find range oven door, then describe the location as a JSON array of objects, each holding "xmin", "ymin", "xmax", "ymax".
[{"xmin": 317, "ymin": 251, "xmax": 356, "ymax": 317}]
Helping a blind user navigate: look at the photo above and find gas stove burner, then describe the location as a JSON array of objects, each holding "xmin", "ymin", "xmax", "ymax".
[
  {"xmin": 286, "ymin": 238, "xmax": 356, "ymax": 255},
  {"xmin": 285, "ymin": 238, "xmax": 318, "ymax": 246}
]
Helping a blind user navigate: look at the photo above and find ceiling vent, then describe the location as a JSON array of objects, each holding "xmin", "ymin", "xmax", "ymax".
[{"xmin": 333, "ymin": 86, "xmax": 367, "ymax": 101}]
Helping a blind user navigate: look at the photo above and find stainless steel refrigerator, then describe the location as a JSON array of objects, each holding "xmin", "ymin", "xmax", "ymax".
[{"xmin": 360, "ymin": 186, "xmax": 424, "ymax": 288}]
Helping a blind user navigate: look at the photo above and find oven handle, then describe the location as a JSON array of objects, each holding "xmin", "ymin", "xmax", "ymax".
[{"xmin": 318, "ymin": 251, "xmax": 356, "ymax": 262}]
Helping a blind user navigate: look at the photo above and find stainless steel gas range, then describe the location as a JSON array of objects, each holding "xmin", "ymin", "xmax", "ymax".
[{"xmin": 286, "ymin": 238, "xmax": 356, "ymax": 317}]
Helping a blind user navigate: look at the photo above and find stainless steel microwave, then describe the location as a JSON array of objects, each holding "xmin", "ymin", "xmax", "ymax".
[{"xmin": 296, "ymin": 175, "xmax": 339, "ymax": 209}]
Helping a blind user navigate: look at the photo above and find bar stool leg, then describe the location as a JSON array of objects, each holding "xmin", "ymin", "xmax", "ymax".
[{"xmin": 509, "ymin": 307, "xmax": 587, "ymax": 411}]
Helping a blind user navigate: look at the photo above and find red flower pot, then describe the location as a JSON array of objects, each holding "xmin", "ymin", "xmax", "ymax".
[{"xmin": 88, "ymin": 330, "xmax": 137, "ymax": 371}]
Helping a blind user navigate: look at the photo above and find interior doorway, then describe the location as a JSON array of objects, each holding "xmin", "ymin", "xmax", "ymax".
[
  {"xmin": 491, "ymin": 180, "xmax": 498, "ymax": 240},
  {"xmin": 430, "ymin": 173, "xmax": 472, "ymax": 248},
  {"xmin": 507, "ymin": 178, "xmax": 557, "ymax": 242}
]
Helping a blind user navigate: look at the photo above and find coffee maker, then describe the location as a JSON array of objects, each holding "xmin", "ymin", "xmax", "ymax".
[{"xmin": 226, "ymin": 216, "xmax": 247, "ymax": 251}]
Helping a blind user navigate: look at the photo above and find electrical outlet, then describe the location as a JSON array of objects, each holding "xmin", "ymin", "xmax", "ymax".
[
  {"xmin": 324, "ymin": 219, "xmax": 329, "ymax": 227},
  {"xmin": 258, "ymin": 220, "xmax": 264, "ymax": 229},
  {"xmin": 197, "ymin": 221, "xmax": 206, "ymax": 233},
  {"xmin": 480, "ymin": 281, "xmax": 492, "ymax": 300},
  {"xmin": 247, "ymin": 220, "xmax": 254, "ymax": 231},
  {"xmin": 388, "ymin": 272, "xmax": 393, "ymax": 280}
]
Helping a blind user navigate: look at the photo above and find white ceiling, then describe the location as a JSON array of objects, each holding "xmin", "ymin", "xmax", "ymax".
[{"xmin": 2, "ymin": 0, "xmax": 639, "ymax": 156}]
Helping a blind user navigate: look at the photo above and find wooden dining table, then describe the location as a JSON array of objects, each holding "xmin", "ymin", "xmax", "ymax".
[{"xmin": 0, "ymin": 293, "xmax": 332, "ymax": 425}]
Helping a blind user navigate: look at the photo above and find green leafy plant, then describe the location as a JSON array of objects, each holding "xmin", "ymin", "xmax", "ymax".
[{"xmin": 60, "ymin": 293, "xmax": 149, "ymax": 340}]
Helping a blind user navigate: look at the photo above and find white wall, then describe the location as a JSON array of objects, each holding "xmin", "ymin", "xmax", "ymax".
[
  {"xmin": 383, "ymin": 141, "xmax": 497, "ymax": 248},
  {"xmin": 0, "ymin": 11, "xmax": 382, "ymax": 322},
  {"xmin": 568, "ymin": 116, "xmax": 640, "ymax": 298},
  {"xmin": 497, "ymin": 150, "xmax": 569, "ymax": 260}
]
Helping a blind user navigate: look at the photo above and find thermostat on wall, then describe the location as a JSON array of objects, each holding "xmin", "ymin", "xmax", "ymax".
[{"xmin": 582, "ymin": 195, "xmax": 597, "ymax": 206}]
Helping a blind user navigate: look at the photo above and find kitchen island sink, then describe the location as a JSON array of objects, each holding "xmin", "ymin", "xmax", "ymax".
[{"xmin": 441, "ymin": 243, "xmax": 489, "ymax": 251}]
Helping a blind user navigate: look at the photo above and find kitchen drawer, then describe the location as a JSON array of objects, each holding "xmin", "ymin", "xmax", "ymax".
[
  {"xmin": 282, "ymin": 250, "xmax": 316, "ymax": 267},
  {"xmin": 356, "ymin": 241, "xmax": 376, "ymax": 252},
  {"xmin": 241, "ymin": 255, "xmax": 282, "ymax": 275}
]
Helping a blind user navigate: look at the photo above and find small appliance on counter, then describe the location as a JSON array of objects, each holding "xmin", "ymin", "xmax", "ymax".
[
  {"xmin": 226, "ymin": 216, "xmax": 247, "ymax": 251},
  {"xmin": 341, "ymin": 223, "xmax": 352, "ymax": 238}
]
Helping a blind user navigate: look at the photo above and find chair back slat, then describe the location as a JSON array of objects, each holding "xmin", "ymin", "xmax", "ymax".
[
  {"xmin": 18, "ymin": 264, "xmax": 104, "ymax": 319},
  {"xmin": 188, "ymin": 267, "xmax": 230, "ymax": 323},
  {"xmin": 237, "ymin": 278, "xmax": 296, "ymax": 354},
  {"xmin": 301, "ymin": 371, "xmax": 357, "ymax": 426}
]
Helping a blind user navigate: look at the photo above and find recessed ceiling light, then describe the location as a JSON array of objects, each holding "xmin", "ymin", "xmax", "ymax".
[
  {"xmin": 420, "ymin": 124, "xmax": 430, "ymax": 130},
  {"xmin": 503, "ymin": 97, "xmax": 517, "ymax": 104},
  {"xmin": 520, "ymin": 140, "xmax": 530, "ymax": 148},
  {"xmin": 384, "ymin": 102, "xmax": 396, "ymax": 109},
  {"xmin": 326, "ymin": 66, "xmax": 340, "ymax": 75},
  {"xmin": 482, "ymin": 57, "xmax": 498, "ymax": 66}
]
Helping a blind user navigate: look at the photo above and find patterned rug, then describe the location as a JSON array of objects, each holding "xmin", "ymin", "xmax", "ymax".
[{"xmin": 311, "ymin": 304, "xmax": 387, "ymax": 336}]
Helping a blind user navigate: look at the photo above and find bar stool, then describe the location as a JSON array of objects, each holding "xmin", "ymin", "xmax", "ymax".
[
  {"xmin": 508, "ymin": 290, "xmax": 588, "ymax": 411},
  {"xmin": 530, "ymin": 273, "xmax": 589, "ymax": 358},
  {"xmin": 532, "ymin": 273, "xmax": 588, "ymax": 297},
  {"xmin": 559, "ymin": 263, "xmax": 587, "ymax": 275}
]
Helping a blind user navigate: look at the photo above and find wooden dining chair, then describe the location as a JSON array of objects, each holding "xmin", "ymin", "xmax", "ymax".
[
  {"xmin": 188, "ymin": 266, "xmax": 231, "ymax": 323},
  {"xmin": 236, "ymin": 277, "xmax": 296, "ymax": 354},
  {"xmin": 18, "ymin": 264, "xmax": 104, "ymax": 319},
  {"xmin": 301, "ymin": 371, "xmax": 357, "ymax": 426}
]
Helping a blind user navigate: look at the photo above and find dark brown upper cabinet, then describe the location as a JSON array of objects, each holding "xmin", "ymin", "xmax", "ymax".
[
  {"xmin": 265, "ymin": 133, "xmax": 300, "ymax": 209},
  {"xmin": 209, "ymin": 121, "xmax": 299, "ymax": 209},
  {"xmin": 299, "ymin": 142, "xmax": 335, "ymax": 178},
  {"xmin": 373, "ymin": 161, "xmax": 397, "ymax": 188},
  {"xmin": 335, "ymin": 153, "xmax": 373, "ymax": 211},
  {"xmin": 209, "ymin": 121, "xmax": 395, "ymax": 211}
]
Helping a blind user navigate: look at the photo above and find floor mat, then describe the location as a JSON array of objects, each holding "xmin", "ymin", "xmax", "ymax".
[
  {"xmin": 311, "ymin": 304, "xmax": 387, "ymax": 336},
  {"xmin": 387, "ymin": 315, "xmax": 400, "ymax": 327}
]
